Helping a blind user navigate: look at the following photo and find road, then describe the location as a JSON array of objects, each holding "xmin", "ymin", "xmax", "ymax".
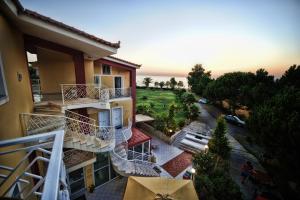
[
  {"xmin": 197, "ymin": 103, "xmax": 248, "ymax": 137},
  {"xmin": 196, "ymin": 103, "xmax": 265, "ymax": 200}
]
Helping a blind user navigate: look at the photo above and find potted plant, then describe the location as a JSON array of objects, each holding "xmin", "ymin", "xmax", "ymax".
[{"xmin": 89, "ymin": 184, "xmax": 95, "ymax": 193}]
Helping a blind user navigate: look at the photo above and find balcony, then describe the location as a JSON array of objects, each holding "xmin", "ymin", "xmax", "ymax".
[
  {"xmin": 59, "ymin": 84, "xmax": 131, "ymax": 110},
  {"xmin": 20, "ymin": 113, "xmax": 115, "ymax": 153}
]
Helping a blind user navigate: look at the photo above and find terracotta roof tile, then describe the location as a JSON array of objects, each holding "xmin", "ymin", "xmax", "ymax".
[{"xmin": 128, "ymin": 128, "xmax": 151, "ymax": 147}]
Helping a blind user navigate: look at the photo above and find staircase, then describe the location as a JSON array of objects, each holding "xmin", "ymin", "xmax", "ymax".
[
  {"xmin": 20, "ymin": 112, "xmax": 115, "ymax": 153},
  {"xmin": 110, "ymin": 127, "xmax": 159, "ymax": 177},
  {"xmin": 0, "ymin": 131, "xmax": 67, "ymax": 200}
]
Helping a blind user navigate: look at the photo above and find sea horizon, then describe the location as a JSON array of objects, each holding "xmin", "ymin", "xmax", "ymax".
[{"xmin": 136, "ymin": 74, "xmax": 188, "ymax": 88}]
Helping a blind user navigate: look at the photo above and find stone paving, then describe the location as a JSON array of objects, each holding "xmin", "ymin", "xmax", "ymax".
[
  {"xmin": 151, "ymin": 136, "xmax": 183, "ymax": 166},
  {"xmin": 86, "ymin": 177, "xmax": 128, "ymax": 200}
]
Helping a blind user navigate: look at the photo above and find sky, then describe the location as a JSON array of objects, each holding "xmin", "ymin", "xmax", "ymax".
[{"xmin": 21, "ymin": 0, "xmax": 300, "ymax": 78}]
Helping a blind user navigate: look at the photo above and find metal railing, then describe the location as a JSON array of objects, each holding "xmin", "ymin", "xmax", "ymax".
[
  {"xmin": 60, "ymin": 84, "xmax": 131, "ymax": 105},
  {"xmin": 65, "ymin": 109, "xmax": 96, "ymax": 126},
  {"xmin": 20, "ymin": 113, "xmax": 115, "ymax": 150},
  {"xmin": 0, "ymin": 131, "xmax": 67, "ymax": 200},
  {"xmin": 110, "ymin": 123, "xmax": 159, "ymax": 176}
]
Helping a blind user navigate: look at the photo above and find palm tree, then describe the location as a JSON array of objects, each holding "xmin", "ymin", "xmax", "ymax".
[
  {"xmin": 159, "ymin": 81, "xmax": 165, "ymax": 89},
  {"xmin": 177, "ymin": 81, "xmax": 184, "ymax": 88},
  {"xmin": 143, "ymin": 77, "xmax": 152, "ymax": 88},
  {"xmin": 170, "ymin": 77, "xmax": 177, "ymax": 90},
  {"xmin": 165, "ymin": 81, "xmax": 171, "ymax": 89}
]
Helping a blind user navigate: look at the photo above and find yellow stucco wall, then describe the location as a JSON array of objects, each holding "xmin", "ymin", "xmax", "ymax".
[
  {"xmin": 84, "ymin": 60, "xmax": 94, "ymax": 84},
  {"xmin": 37, "ymin": 47, "xmax": 75, "ymax": 94},
  {"xmin": 94, "ymin": 64, "xmax": 130, "ymax": 88},
  {"xmin": 111, "ymin": 99, "xmax": 132, "ymax": 126},
  {"xmin": 84, "ymin": 164, "xmax": 94, "ymax": 189},
  {"xmin": 0, "ymin": 14, "xmax": 34, "ymax": 195},
  {"xmin": 0, "ymin": 14, "xmax": 33, "ymax": 140}
]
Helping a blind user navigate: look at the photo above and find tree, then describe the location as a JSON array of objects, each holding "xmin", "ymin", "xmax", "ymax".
[
  {"xmin": 170, "ymin": 77, "xmax": 177, "ymax": 90},
  {"xmin": 165, "ymin": 81, "xmax": 171, "ymax": 89},
  {"xmin": 189, "ymin": 104, "xmax": 199, "ymax": 120},
  {"xmin": 143, "ymin": 77, "xmax": 152, "ymax": 88},
  {"xmin": 177, "ymin": 81, "xmax": 184, "ymax": 88},
  {"xmin": 204, "ymin": 70, "xmax": 276, "ymax": 109},
  {"xmin": 154, "ymin": 81, "xmax": 159, "ymax": 88},
  {"xmin": 187, "ymin": 64, "xmax": 212, "ymax": 95},
  {"xmin": 279, "ymin": 64, "xmax": 300, "ymax": 89},
  {"xmin": 159, "ymin": 81, "xmax": 165, "ymax": 89},
  {"xmin": 181, "ymin": 92, "xmax": 196, "ymax": 106},
  {"xmin": 208, "ymin": 117, "xmax": 231, "ymax": 162}
]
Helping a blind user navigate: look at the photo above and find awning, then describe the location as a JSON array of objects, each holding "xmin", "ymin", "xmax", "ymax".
[
  {"xmin": 128, "ymin": 128, "xmax": 151, "ymax": 147},
  {"xmin": 123, "ymin": 176, "xmax": 199, "ymax": 200},
  {"xmin": 136, "ymin": 114, "xmax": 155, "ymax": 123}
]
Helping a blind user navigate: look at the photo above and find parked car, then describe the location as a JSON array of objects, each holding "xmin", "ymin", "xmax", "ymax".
[
  {"xmin": 183, "ymin": 170, "xmax": 192, "ymax": 180},
  {"xmin": 224, "ymin": 115, "xmax": 246, "ymax": 126},
  {"xmin": 198, "ymin": 98, "xmax": 208, "ymax": 104}
]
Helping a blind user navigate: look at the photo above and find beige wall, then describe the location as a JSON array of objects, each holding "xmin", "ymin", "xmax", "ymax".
[
  {"xmin": 94, "ymin": 64, "xmax": 130, "ymax": 88},
  {"xmin": 111, "ymin": 99, "xmax": 132, "ymax": 126},
  {"xmin": 84, "ymin": 60, "xmax": 94, "ymax": 84},
  {"xmin": 0, "ymin": 14, "xmax": 34, "ymax": 195},
  {"xmin": 0, "ymin": 14, "xmax": 33, "ymax": 140},
  {"xmin": 37, "ymin": 47, "xmax": 75, "ymax": 94},
  {"xmin": 84, "ymin": 164, "xmax": 94, "ymax": 189}
]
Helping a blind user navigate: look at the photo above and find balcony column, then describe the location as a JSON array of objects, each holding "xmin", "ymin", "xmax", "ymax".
[
  {"xmin": 130, "ymin": 69, "xmax": 136, "ymax": 126},
  {"xmin": 73, "ymin": 52, "xmax": 86, "ymax": 98}
]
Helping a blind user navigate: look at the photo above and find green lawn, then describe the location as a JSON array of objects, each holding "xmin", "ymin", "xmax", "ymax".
[{"xmin": 136, "ymin": 88, "xmax": 185, "ymax": 122}]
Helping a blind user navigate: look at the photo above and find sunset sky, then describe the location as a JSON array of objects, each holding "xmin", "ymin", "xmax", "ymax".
[{"xmin": 21, "ymin": 0, "xmax": 300, "ymax": 78}]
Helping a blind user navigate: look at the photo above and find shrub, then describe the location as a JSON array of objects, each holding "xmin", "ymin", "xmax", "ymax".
[
  {"xmin": 142, "ymin": 95, "xmax": 148, "ymax": 100},
  {"xmin": 177, "ymin": 119, "xmax": 185, "ymax": 128},
  {"xmin": 136, "ymin": 103, "xmax": 152, "ymax": 115},
  {"xmin": 189, "ymin": 104, "xmax": 199, "ymax": 120}
]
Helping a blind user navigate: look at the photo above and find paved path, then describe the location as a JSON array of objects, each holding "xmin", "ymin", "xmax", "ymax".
[{"xmin": 197, "ymin": 103, "xmax": 266, "ymax": 200}]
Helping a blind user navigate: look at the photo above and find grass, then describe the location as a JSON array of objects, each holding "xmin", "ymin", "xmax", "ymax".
[{"xmin": 136, "ymin": 88, "xmax": 186, "ymax": 122}]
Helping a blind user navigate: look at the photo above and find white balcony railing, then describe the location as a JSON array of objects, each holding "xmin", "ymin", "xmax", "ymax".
[
  {"xmin": 20, "ymin": 113, "xmax": 115, "ymax": 151},
  {"xmin": 60, "ymin": 84, "xmax": 131, "ymax": 105},
  {"xmin": 0, "ymin": 131, "xmax": 67, "ymax": 200}
]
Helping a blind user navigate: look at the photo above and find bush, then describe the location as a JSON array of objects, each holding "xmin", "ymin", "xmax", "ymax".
[
  {"xmin": 177, "ymin": 119, "xmax": 185, "ymax": 128},
  {"xmin": 154, "ymin": 113, "xmax": 168, "ymax": 132},
  {"xmin": 136, "ymin": 103, "xmax": 152, "ymax": 115},
  {"xmin": 189, "ymin": 104, "xmax": 199, "ymax": 120},
  {"xmin": 142, "ymin": 95, "xmax": 148, "ymax": 100}
]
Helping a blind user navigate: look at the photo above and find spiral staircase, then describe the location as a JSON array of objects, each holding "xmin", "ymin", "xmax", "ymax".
[{"xmin": 110, "ymin": 123, "xmax": 160, "ymax": 177}]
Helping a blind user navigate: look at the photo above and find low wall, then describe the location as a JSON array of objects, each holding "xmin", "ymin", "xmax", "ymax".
[{"xmin": 136, "ymin": 122, "xmax": 173, "ymax": 144}]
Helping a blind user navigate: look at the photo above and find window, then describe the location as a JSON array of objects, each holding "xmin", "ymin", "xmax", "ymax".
[
  {"xmin": 94, "ymin": 75, "xmax": 100, "ymax": 88},
  {"xmin": 69, "ymin": 168, "xmax": 85, "ymax": 194},
  {"xmin": 93, "ymin": 152, "xmax": 117, "ymax": 187},
  {"xmin": 102, "ymin": 64, "xmax": 111, "ymax": 75},
  {"xmin": 0, "ymin": 54, "xmax": 9, "ymax": 105}
]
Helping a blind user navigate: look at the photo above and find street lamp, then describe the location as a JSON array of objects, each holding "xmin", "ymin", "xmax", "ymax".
[
  {"xmin": 190, "ymin": 167, "xmax": 196, "ymax": 182},
  {"xmin": 204, "ymin": 145, "xmax": 209, "ymax": 153}
]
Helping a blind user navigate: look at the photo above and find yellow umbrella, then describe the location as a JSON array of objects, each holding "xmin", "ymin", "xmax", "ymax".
[{"xmin": 123, "ymin": 176, "xmax": 199, "ymax": 200}]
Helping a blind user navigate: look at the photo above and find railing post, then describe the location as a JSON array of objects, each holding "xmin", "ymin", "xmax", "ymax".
[{"xmin": 61, "ymin": 84, "xmax": 65, "ymax": 105}]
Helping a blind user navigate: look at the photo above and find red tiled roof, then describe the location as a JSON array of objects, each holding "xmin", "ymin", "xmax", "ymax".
[
  {"xmin": 161, "ymin": 152, "xmax": 193, "ymax": 177},
  {"xmin": 128, "ymin": 128, "xmax": 151, "ymax": 147},
  {"xmin": 106, "ymin": 56, "xmax": 141, "ymax": 67},
  {"xmin": 12, "ymin": 0, "xmax": 120, "ymax": 48}
]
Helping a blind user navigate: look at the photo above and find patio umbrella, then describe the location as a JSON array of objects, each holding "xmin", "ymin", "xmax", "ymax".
[{"xmin": 123, "ymin": 176, "xmax": 199, "ymax": 200}]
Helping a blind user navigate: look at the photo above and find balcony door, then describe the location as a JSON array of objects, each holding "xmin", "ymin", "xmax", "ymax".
[
  {"xmin": 114, "ymin": 76, "xmax": 122, "ymax": 98},
  {"xmin": 112, "ymin": 107, "xmax": 123, "ymax": 129},
  {"xmin": 98, "ymin": 110, "xmax": 110, "ymax": 127}
]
